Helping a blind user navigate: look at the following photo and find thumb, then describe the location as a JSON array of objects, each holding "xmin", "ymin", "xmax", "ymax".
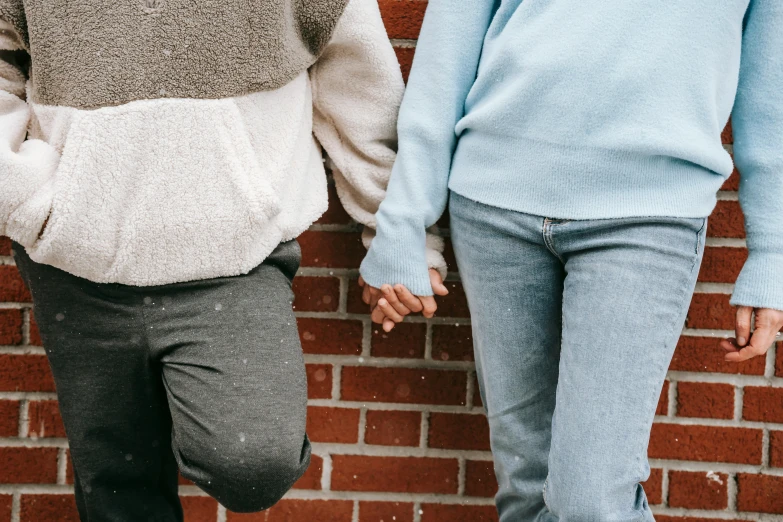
[
  {"xmin": 429, "ymin": 269, "xmax": 449, "ymax": 296},
  {"xmin": 735, "ymin": 306, "xmax": 753, "ymax": 347}
]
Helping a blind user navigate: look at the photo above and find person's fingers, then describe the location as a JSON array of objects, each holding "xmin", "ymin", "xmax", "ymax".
[
  {"xmin": 429, "ymin": 269, "xmax": 450, "ymax": 296},
  {"xmin": 381, "ymin": 285, "xmax": 412, "ymax": 317},
  {"xmin": 371, "ymin": 305, "xmax": 386, "ymax": 325},
  {"xmin": 394, "ymin": 285, "xmax": 424, "ymax": 313},
  {"xmin": 419, "ymin": 296, "xmax": 438, "ymax": 318},
  {"xmin": 720, "ymin": 338, "xmax": 739, "ymax": 352},
  {"xmin": 735, "ymin": 306, "xmax": 753, "ymax": 347},
  {"xmin": 358, "ymin": 276, "xmax": 366, "ymax": 287},
  {"xmin": 376, "ymin": 298, "xmax": 404, "ymax": 323},
  {"xmin": 724, "ymin": 324, "xmax": 775, "ymax": 362},
  {"xmin": 383, "ymin": 317, "xmax": 396, "ymax": 332},
  {"xmin": 362, "ymin": 284, "xmax": 371, "ymax": 305},
  {"xmin": 369, "ymin": 288, "xmax": 382, "ymax": 309}
]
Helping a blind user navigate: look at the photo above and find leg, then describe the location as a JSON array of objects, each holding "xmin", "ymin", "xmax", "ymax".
[
  {"xmin": 541, "ymin": 217, "xmax": 706, "ymax": 521},
  {"xmin": 449, "ymin": 193, "xmax": 563, "ymax": 522},
  {"xmin": 12, "ymin": 244, "xmax": 182, "ymax": 522},
  {"xmin": 145, "ymin": 241, "xmax": 310, "ymax": 513}
]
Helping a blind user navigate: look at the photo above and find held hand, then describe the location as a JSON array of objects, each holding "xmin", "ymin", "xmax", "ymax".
[
  {"xmin": 361, "ymin": 270, "xmax": 449, "ymax": 332},
  {"xmin": 720, "ymin": 306, "xmax": 783, "ymax": 362}
]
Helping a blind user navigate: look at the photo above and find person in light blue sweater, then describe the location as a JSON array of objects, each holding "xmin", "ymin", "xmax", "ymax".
[{"xmin": 358, "ymin": 1, "xmax": 783, "ymax": 520}]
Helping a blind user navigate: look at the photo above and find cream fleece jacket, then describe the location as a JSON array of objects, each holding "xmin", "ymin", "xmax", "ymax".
[{"xmin": 0, "ymin": 0, "xmax": 447, "ymax": 286}]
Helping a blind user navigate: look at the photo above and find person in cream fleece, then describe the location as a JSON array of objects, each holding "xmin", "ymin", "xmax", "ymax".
[
  {"xmin": 361, "ymin": 0, "xmax": 783, "ymax": 521},
  {"xmin": 0, "ymin": 0, "xmax": 445, "ymax": 519}
]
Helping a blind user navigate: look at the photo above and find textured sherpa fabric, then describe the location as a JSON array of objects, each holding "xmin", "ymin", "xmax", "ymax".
[
  {"xmin": 1, "ymin": 0, "xmax": 348, "ymax": 109},
  {"xmin": 0, "ymin": 0, "xmax": 447, "ymax": 286}
]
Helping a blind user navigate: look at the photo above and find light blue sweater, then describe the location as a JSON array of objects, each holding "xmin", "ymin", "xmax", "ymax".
[{"xmin": 361, "ymin": 0, "xmax": 783, "ymax": 310}]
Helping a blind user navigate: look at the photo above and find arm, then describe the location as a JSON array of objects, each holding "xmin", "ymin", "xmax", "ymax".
[
  {"xmin": 358, "ymin": 0, "xmax": 496, "ymax": 296},
  {"xmin": 310, "ymin": 0, "xmax": 447, "ymax": 278},
  {"xmin": 722, "ymin": 0, "xmax": 783, "ymax": 361},
  {"xmin": 0, "ymin": 10, "xmax": 59, "ymax": 241}
]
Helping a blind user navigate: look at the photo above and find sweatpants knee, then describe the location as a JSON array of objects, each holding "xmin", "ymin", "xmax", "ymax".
[{"xmin": 182, "ymin": 437, "xmax": 311, "ymax": 513}]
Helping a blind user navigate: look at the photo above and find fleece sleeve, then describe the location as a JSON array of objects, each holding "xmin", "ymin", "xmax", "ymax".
[
  {"xmin": 729, "ymin": 0, "xmax": 783, "ymax": 311},
  {"xmin": 0, "ymin": 14, "xmax": 60, "ymax": 240},
  {"xmin": 357, "ymin": 1, "xmax": 496, "ymax": 296},
  {"xmin": 310, "ymin": 0, "xmax": 448, "ymax": 280}
]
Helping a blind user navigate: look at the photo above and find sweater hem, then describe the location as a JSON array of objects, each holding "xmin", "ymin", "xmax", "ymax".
[{"xmin": 448, "ymin": 134, "xmax": 727, "ymax": 220}]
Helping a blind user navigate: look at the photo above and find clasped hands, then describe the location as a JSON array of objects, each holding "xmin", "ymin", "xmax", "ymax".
[{"xmin": 359, "ymin": 269, "xmax": 449, "ymax": 332}]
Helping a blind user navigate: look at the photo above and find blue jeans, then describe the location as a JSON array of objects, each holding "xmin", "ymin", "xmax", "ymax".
[{"xmin": 449, "ymin": 192, "xmax": 706, "ymax": 522}]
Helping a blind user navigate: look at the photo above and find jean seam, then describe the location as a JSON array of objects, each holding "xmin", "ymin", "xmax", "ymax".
[{"xmin": 542, "ymin": 219, "xmax": 566, "ymax": 263}]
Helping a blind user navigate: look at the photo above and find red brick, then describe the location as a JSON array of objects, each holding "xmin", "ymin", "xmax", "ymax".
[
  {"xmin": 292, "ymin": 277, "xmax": 340, "ymax": 312},
  {"xmin": 379, "ymin": 0, "xmax": 427, "ymax": 39},
  {"xmin": 0, "ymin": 266, "xmax": 31, "ymax": 302},
  {"xmin": 420, "ymin": 504, "xmax": 498, "ymax": 522},
  {"xmin": 0, "ymin": 354, "xmax": 55, "ymax": 392},
  {"xmin": 668, "ymin": 470, "xmax": 728, "ymax": 510},
  {"xmin": 0, "ymin": 495, "xmax": 10, "ymax": 522},
  {"xmin": 655, "ymin": 381, "xmax": 669, "ymax": 416},
  {"xmin": 473, "ymin": 375, "xmax": 483, "ymax": 407},
  {"xmin": 707, "ymin": 201, "xmax": 744, "ymax": 238},
  {"xmin": 698, "ymin": 247, "xmax": 747, "ymax": 283},
  {"xmin": 743, "ymin": 387, "xmax": 783, "ymax": 423},
  {"xmin": 436, "ymin": 282, "xmax": 470, "ymax": 318},
  {"xmin": 394, "ymin": 46, "xmax": 415, "ymax": 83},
  {"xmin": 432, "ymin": 324, "xmax": 474, "ymax": 362},
  {"xmin": 428, "ymin": 413, "xmax": 490, "ymax": 451},
  {"xmin": 298, "ymin": 318, "xmax": 363, "ymax": 355},
  {"xmin": 0, "ymin": 400, "xmax": 19, "ymax": 437},
  {"xmin": 299, "ymin": 231, "xmax": 364, "ymax": 269},
  {"xmin": 359, "ymin": 502, "xmax": 414, "ymax": 522},
  {"xmin": 316, "ymin": 183, "xmax": 352, "ymax": 225},
  {"xmin": 227, "ymin": 499, "xmax": 354, "ymax": 521},
  {"xmin": 0, "ymin": 309, "xmax": 23, "ymax": 345},
  {"xmin": 306, "ymin": 407, "xmax": 360, "ymax": 444},
  {"xmin": 721, "ymin": 168, "xmax": 739, "ymax": 191},
  {"xmin": 775, "ymin": 342, "xmax": 783, "ymax": 377},
  {"xmin": 293, "ymin": 454, "xmax": 323, "ymax": 490},
  {"xmin": 0, "ymin": 448, "xmax": 59, "ymax": 483},
  {"xmin": 648, "ymin": 424, "xmax": 762, "ymax": 464},
  {"xmin": 306, "ymin": 364, "xmax": 332, "ymax": 399},
  {"xmin": 656, "ymin": 518, "xmax": 742, "ymax": 522},
  {"xmin": 0, "ymin": 236, "xmax": 11, "ymax": 256},
  {"xmin": 27, "ymin": 400, "xmax": 66, "ymax": 438},
  {"xmin": 341, "ymin": 367, "xmax": 467, "ymax": 405},
  {"xmin": 670, "ymin": 336, "xmax": 765, "ymax": 375},
  {"xmin": 686, "ymin": 294, "xmax": 735, "ymax": 330},
  {"xmin": 721, "ymin": 120, "xmax": 733, "ymax": 144},
  {"xmin": 19, "ymin": 495, "xmax": 79, "ymax": 522},
  {"xmin": 771, "ymin": 431, "xmax": 783, "ymax": 468},
  {"xmin": 676, "ymin": 382, "xmax": 734, "ymax": 419},
  {"xmin": 181, "ymin": 496, "xmax": 218, "ymax": 522},
  {"xmin": 346, "ymin": 278, "xmax": 368, "ymax": 314},
  {"xmin": 365, "ymin": 410, "xmax": 421, "ymax": 446},
  {"xmin": 371, "ymin": 323, "xmax": 426, "ymax": 358},
  {"xmin": 642, "ymin": 468, "xmax": 663, "ymax": 505},
  {"xmin": 178, "ymin": 471, "xmax": 194, "ymax": 485},
  {"xmin": 737, "ymin": 473, "xmax": 783, "ymax": 514},
  {"xmin": 29, "ymin": 316, "xmax": 42, "ymax": 346},
  {"xmin": 331, "ymin": 456, "xmax": 459, "ymax": 494},
  {"xmin": 465, "ymin": 460, "xmax": 497, "ymax": 498}
]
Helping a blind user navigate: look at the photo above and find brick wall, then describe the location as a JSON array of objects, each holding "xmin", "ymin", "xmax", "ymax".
[{"xmin": 1, "ymin": 1, "xmax": 782, "ymax": 521}]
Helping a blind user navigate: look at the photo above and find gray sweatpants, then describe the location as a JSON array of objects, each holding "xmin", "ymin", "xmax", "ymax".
[{"xmin": 13, "ymin": 240, "xmax": 310, "ymax": 520}]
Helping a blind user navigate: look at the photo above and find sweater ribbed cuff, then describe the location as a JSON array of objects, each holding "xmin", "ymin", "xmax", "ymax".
[
  {"xmin": 360, "ymin": 216, "xmax": 435, "ymax": 296},
  {"xmin": 730, "ymin": 252, "xmax": 783, "ymax": 312}
]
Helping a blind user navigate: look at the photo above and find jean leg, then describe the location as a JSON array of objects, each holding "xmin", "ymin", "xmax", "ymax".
[
  {"xmin": 449, "ymin": 193, "xmax": 564, "ymax": 522},
  {"xmin": 541, "ymin": 217, "xmax": 706, "ymax": 522}
]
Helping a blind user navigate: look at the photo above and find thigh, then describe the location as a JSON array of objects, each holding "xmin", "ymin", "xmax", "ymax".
[
  {"xmin": 449, "ymin": 193, "xmax": 563, "ymax": 520},
  {"xmin": 12, "ymin": 244, "xmax": 182, "ymax": 521},
  {"xmin": 546, "ymin": 217, "xmax": 706, "ymax": 519},
  {"xmin": 147, "ymin": 241, "xmax": 309, "ymax": 502}
]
